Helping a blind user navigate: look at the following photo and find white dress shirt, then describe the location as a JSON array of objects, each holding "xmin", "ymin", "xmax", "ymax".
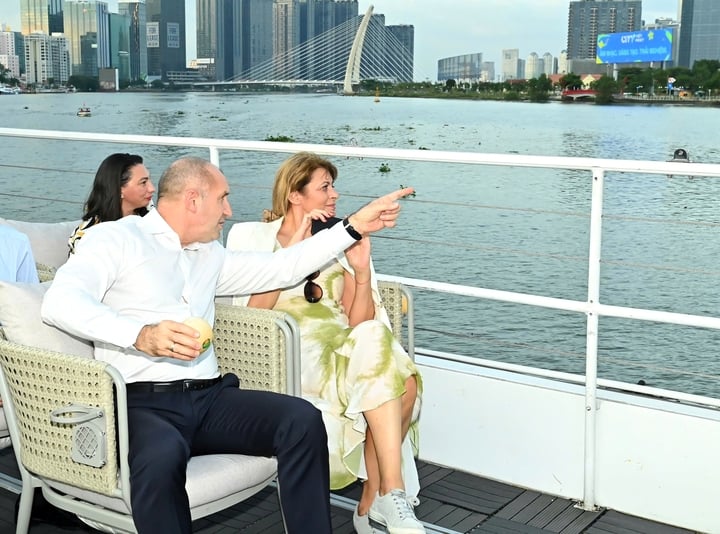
[
  {"xmin": 41, "ymin": 209, "xmax": 353, "ymax": 383},
  {"xmin": 0, "ymin": 225, "xmax": 39, "ymax": 284}
]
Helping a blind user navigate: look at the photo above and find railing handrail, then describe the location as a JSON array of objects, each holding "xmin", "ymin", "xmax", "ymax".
[{"xmin": 2, "ymin": 127, "xmax": 720, "ymax": 175}]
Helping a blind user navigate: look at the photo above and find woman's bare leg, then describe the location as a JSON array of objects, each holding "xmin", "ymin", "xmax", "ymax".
[{"xmin": 357, "ymin": 375, "xmax": 420, "ymax": 515}]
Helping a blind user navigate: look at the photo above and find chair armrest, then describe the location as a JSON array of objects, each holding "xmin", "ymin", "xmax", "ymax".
[
  {"xmin": 213, "ymin": 303, "xmax": 301, "ymax": 396},
  {"xmin": 377, "ymin": 280, "xmax": 415, "ymax": 359},
  {"xmin": 0, "ymin": 338, "xmax": 129, "ymax": 502}
]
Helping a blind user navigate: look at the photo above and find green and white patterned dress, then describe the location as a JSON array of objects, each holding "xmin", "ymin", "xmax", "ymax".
[{"xmin": 227, "ymin": 219, "xmax": 422, "ymax": 493}]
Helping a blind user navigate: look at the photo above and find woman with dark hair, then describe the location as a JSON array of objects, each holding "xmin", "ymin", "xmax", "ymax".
[{"xmin": 69, "ymin": 153, "xmax": 155, "ymax": 253}]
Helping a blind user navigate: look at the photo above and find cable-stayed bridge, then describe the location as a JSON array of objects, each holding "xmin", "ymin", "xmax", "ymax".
[{"xmin": 193, "ymin": 5, "xmax": 413, "ymax": 94}]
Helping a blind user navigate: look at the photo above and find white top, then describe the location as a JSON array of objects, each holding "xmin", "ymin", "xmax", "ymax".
[
  {"xmin": 0, "ymin": 225, "xmax": 39, "ymax": 283},
  {"xmin": 41, "ymin": 209, "xmax": 353, "ymax": 383}
]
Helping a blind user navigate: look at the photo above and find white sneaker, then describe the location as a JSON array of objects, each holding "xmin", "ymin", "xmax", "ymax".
[
  {"xmin": 353, "ymin": 506, "xmax": 382, "ymax": 534},
  {"xmin": 368, "ymin": 489, "xmax": 425, "ymax": 534}
]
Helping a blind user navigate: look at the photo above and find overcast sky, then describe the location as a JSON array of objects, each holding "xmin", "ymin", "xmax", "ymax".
[{"xmin": 0, "ymin": 0, "xmax": 680, "ymax": 80}]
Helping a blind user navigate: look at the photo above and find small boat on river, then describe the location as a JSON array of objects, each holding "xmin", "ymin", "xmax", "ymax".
[{"xmin": 76, "ymin": 106, "xmax": 91, "ymax": 117}]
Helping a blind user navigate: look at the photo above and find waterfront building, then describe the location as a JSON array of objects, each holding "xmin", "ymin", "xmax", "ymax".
[
  {"xmin": 524, "ymin": 52, "xmax": 543, "ymax": 80},
  {"xmin": 678, "ymin": 0, "xmax": 720, "ymax": 68},
  {"xmin": 108, "ymin": 13, "xmax": 131, "ymax": 83},
  {"xmin": 273, "ymin": 0, "xmax": 301, "ymax": 77},
  {"xmin": 118, "ymin": 0, "xmax": 148, "ymax": 82},
  {"xmin": 558, "ymin": 50, "xmax": 568, "ymax": 74},
  {"xmin": 542, "ymin": 52, "xmax": 555, "ymax": 76},
  {"xmin": 566, "ymin": 0, "xmax": 641, "ymax": 74},
  {"xmin": 480, "ymin": 61, "xmax": 494, "ymax": 83},
  {"xmin": 63, "ymin": 0, "xmax": 110, "ymax": 77},
  {"xmin": 23, "ymin": 31, "xmax": 70, "ymax": 85},
  {"xmin": 196, "ymin": 0, "xmax": 217, "ymax": 62},
  {"xmin": 437, "ymin": 53, "xmax": 482, "ymax": 83},
  {"xmin": 212, "ymin": 0, "xmax": 273, "ymax": 81},
  {"xmin": 387, "ymin": 24, "xmax": 414, "ymax": 82},
  {"xmin": 501, "ymin": 48, "xmax": 521, "ymax": 81},
  {"xmin": 0, "ymin": 31, "xmax": 21, "ymax": 78},
  {"xmin": 145, "ymin": 0, "xmax": 186, "ymax": 79},
  {"xmin": 49, "ymin": 33, "xmax": 71, "ymax": 83}
]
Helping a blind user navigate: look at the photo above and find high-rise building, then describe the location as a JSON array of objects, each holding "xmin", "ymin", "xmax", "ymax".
[
  {"xmin": 119, "ymin": 0, "xmax": 148, "ymax": 81},
  {"xmin": 24, "ymin": 31, "xmax": 70, "ymax": 84},
  {"xmin": 212, "ymin": 0, "xmax": 274, "ymax": 81},
  {"xmin": 387, "ymin": 24, "xmax": 414, "ymax": 82},
  {"xmin": 64, "ymin": 0, "xmax": 110, "ymax": 77},
  {"xmin": 501, "ymin": 48, "xmax": 520, "ymax": 80},
  {"xmin": 0, "ymin": 31, "xmax": 21, "ymax": 78},
  {"xmin": 196, "ymin": 0, "xmax": 217, "ymax": 61},
  {"xmin": 678, "ymin": 0, "xmax": 720, "ymax": 68},
  {"xmin": 437, "ymin": 53, "xmax": 482, "ymax": 83},
  {"xmin": 145, "ymin": 0, "xmax": 186, "ymax": 78},
  {"xmin": 109, "ymin": 13, "xmax": 132, "ymax": 82},
  {"xmin": 542, "ymin": 52, "xmax": 555, "ymax": 76},
  {"xmin": 273, "ymin": 0, "xmax": 300, "ymax": 77},
  {"xmin": 21, "ymin": 0, "xmax": 48, "ymax": 34},
  {"xmin": 566, "ymin": 0, "xmax": 641, "ymax": 60},
  {"xmin": 20, "ymin": 0, "xmax": 63, "ymax": 35},
  {"xmin": 524, "ymin": 52, "xmax": 543, "ymax": 80}
]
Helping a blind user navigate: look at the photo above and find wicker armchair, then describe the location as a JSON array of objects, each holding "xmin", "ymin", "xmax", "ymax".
[
  {"xmin": 377, "ymin": 280, "xmax": 415, "ymax": 359},
  {"xmin": 0, "ymin": 303, "xmax": 301, "ymax": 534}
]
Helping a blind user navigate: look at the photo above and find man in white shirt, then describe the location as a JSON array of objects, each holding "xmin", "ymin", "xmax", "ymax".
[
  {"xmin": 42, "ymin": 156, "xmax": 413, "ymax": 534},
  {"xmin": 0, "ymin": 225, "xmax": 39, "ymax": 283}
]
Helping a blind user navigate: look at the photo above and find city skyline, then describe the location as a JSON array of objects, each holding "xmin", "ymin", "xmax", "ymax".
[{"xmin": 1, "ymin": 1, "xmax": 680, "ymax": 80}]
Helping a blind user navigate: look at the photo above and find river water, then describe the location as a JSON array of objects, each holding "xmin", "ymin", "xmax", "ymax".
[{"xmin": 2, "ymin": 92, "xmax": 720, "ymax": 397}]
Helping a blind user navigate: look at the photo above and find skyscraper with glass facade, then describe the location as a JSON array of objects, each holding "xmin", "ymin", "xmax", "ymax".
[
  {"xmin": 119, "ymin": 0, "xmax": 148, "ymax": 81},
  {"xmin": 64, "ymin": 0, "xmax": 110, "ymax": 77},
  {"xmin": 678, "ymin": 0, "xmax": 720, "ymax": 68},
  {"xmin": 145, "ymin": 0, "xmax": 186, "ymax": 78}
]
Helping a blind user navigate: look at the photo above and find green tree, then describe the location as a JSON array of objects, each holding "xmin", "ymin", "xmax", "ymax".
[
  {"xmin": 527, "ymin": 73, "xmax": 552, "ymax": 102},
  {"xmin": 445, "ymin": 79, "xmax": 457, "ymax": 91},
  {"xmin": 559, "ymin": 73, "xmax": 582, "ymax": 90},
  {"xmin": 591, "ymin": 75, "xmax": 618, "ymax": 104}
]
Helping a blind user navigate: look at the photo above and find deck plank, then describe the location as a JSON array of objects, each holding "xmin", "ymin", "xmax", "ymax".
[{"xmin": 0, "ymin": 447, "xmax": 703, "ymax": 534}]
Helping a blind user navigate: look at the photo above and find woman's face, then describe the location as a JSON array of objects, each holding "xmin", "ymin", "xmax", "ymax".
[
  {"xmin": 298, "ymin": 167, "xmax": 339, "ymax": 217},
  {"xmin": 121, "ymin": 164, "xmax": 155, "ymax": 216}
]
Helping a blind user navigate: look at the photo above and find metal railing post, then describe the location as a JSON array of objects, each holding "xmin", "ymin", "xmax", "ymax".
[{"xmin": 582, "ymin": 167, "xmax": 604, "ymax": 511}]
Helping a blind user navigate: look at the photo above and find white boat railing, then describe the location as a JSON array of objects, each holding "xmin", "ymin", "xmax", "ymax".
[{"xmin": 2, "ymin": 127, "xmax": 720, "ymax": 529}]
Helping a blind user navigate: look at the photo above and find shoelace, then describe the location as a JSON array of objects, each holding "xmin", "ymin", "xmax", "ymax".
[{"xmin": 389, "ymin": 490, "xmax": 416, "ymax": 519}]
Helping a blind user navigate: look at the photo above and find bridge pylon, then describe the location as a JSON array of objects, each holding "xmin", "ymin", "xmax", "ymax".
[{"xmin": 343, "ymin": 5, "xmax": 374, "ymax": 95}]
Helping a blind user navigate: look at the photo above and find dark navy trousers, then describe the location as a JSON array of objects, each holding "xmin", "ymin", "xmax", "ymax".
[{"xmin": 126, "ymin": 373, "xmax": 332, "ymax": 533}]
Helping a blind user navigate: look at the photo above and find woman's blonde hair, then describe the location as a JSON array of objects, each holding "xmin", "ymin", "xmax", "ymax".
[{"xmin": 264, "ymin": 152, "xmax": 338, "ymax": 222}]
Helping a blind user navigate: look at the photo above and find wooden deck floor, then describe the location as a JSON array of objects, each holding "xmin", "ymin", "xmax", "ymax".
[{"xmin": 0, "ymin": 447, "xmax": 699, "ymax": 534}]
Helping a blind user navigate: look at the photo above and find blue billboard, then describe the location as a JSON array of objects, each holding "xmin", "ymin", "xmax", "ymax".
[{"xmin": 596, "ymin": 29, "xmax": 673, "ymax": 64}]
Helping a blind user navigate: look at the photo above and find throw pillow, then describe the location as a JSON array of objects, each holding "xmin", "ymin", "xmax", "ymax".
[
  {"xmin": 0, "ymin": 218, "xmax": 80, "ymax": 270},
  {"xmin": 0, "ymin": 281, "xmax": 93, "ymax": 358}
]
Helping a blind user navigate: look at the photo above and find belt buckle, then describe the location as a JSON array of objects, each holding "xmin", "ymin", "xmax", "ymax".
[{"xmin": 182, "ymin": 379, "xmax": 196, "ymax": 392}]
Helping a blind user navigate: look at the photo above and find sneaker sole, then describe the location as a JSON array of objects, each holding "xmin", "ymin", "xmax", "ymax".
[{"xmin": 368, "ymin": 513, "xmax": 424, "ymax": 534}]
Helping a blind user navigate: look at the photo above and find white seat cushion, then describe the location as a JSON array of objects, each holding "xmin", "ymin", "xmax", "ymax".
[{"xmin": 47, "ymin": 454, "xmax": 278, "ymax": 514}]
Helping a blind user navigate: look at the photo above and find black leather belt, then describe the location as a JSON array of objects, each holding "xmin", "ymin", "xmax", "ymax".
[{"xmin": 126, "ymin": 376, "xmax": 222, "ymax": 393}]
